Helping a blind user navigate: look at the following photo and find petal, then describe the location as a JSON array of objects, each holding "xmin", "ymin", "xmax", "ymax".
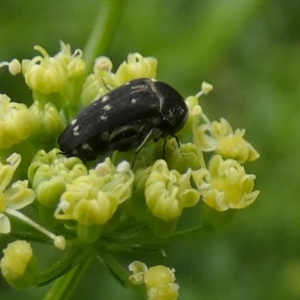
[
  {"xmin": 4, "ymin": 180, "xmax": 35, "ymax": 210},
  {"xmin": 0, "ymin": 213, "xmax": 11, "ymax": 233},
  {"xmin": 0, "ymin": 153, "xmax": 21, "ymax": 192}
]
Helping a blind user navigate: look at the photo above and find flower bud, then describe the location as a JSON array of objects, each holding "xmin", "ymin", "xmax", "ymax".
[
  {"xmin": 115, "ymin": 53, "xmax": 157, "ymax": 85},
  {"xmin": 154, "ymin": 139, "xmax": 200, "ymax": 173},
  {"xmin": 55, "ymin": 158, "xmax": 134, "ymax": 241},
  {"xmin": 22, "ymin": 45, "xmax": 68, "ymax": 94},
  {"xmin": 129, "ymin": 261, "xmax": 179, "ymax": 300},
  {"xmin": 145, "ymin": 160, "xmax": 200, "ymax": 222},
  {"xmin": 0, "ymin": 241, "xmax": 38, "ymax": 289},
  {"xmin": 197, "ymin": 118, "xmax": 260, "ymax": 163},
  {"xmin": 0, "ymin": 95, "xmax": 33, "ymax": 149},
  {"xmin": 28, "ymin": 149, "xmax": 87, "ymax": 209},
  {"xmin": 80, "ymin": 73, "xmax": 111, "ymax": 107},
  {"xmin": 56, "ymin": 41, "xmax": 86, "ymax": 110},
  {"xmin": 29, "ymin": 101, "xmax": 64, "ymax": 142},
  {"xmin": 80, "ymin": 56, "xmax": 115, "ymax": 107},
  {"xmin": 129, "ymin": 261, "xmax": 148, "ymax": 284}
]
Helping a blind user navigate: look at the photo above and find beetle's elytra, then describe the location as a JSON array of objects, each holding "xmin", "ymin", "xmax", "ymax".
[{"xmin": 58, "ymin": 78, "xmax": 188, "ymax": 161}]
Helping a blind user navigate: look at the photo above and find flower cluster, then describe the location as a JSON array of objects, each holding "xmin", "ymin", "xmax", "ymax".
[{"xmin": 0, "ymin": 43, "xmax": 260, "ymax": 298}]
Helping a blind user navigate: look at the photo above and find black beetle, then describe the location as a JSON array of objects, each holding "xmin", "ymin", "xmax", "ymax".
[{"xmin": 58, "ymin": 78, "xmax": 188, "ymax": 162}]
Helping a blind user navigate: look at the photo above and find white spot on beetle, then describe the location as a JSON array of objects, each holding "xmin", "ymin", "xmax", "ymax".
[
  {"xmin": 71, "ymin": 119, "xmax": 77, "ymax": 125},
  {"xmin": 73, "ymin": 125, "xmax": 80, "ymax": 136},
  {"xmin": 131, "ymin": 98, "xmax": 138, "ymax": 104},
  {"xmin": 104, "ymin": 104, "xmax": 112, "ymax": 111},
  {"xmin": 81, "ymin": 143, "xmax": 93, "ymax": 151},
  {"xmin": 102, "ymin": 95, "xmax": 109, "ymax": 102},
  {"xmin": 101, "ymin": 115, "xmax": 108, "ymax": 121}
]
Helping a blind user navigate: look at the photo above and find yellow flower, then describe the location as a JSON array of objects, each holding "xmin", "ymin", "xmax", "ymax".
[
  {"xmin": 114, "ymin": 53, "xmax": 157, "ymax": 85},
  {"xmin": 22, "ymin": 45, "xmax": 68, "ymax": 94},
  {"xmin": 29, "ymin": 101, "xmax": 64, "ymax": 142},
  {"xmin": 80, "ymin": 56, "xmax": 115, "ymax": 107},
  {"xmin": 197, "ymin": 118, "xmax": 260, "ymax": 163},
  {"xmin": 0, "ymin": 94, "xmax": 33, "ymax": 149},
  {"xmin": 55, "ymin": 158, "xmax": 134, "ymax": 226},
  {"xmin": 193, "ymin": 155, "xmax": 260, "ymax": 211},
  {"xmin": 129, "ymin": 261, "xmax": 179, "ymax": 300},
  {"xmin": 55, "ymin": 41, "xmax": 86, "ymax": 79},
  {"xmin": 145, "ymin": 160, "xmax": 200, "ymax": 221},
  {"xmin": 0, "ymin": 240, "xmax": 37, "ymax": 289},
  {"xmin": 28, "ymin": 148, "xmax": 87, "ymax": 208},
  {"xmin": 56, "ymin": 41, "xmax": 86, "ymax": 109}
]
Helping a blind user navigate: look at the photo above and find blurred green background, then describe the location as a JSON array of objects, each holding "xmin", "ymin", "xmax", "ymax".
[{"xmin": 1, "ymin": 0, "xmax": 300, "ymax": 299}]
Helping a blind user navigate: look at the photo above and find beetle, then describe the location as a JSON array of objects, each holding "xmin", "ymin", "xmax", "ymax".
[{"xmin": 58, "ymin": 78, "xmax": 188, "ymax": 163}]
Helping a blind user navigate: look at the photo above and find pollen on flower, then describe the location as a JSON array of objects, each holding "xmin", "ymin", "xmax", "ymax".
[
  {"xmin": 93, "ymin": 56, "xmax": 113, "ymax": 73},
  {"xmin": 116, "ymin": 161, "xmax": 130, "ymax": 173},
  {"xmin": 201, "ymin": 81, "xmax": 213, "ymax": 95},
  {"xmin": 6, "ymin": 153, "xmax": 21, "ymax": 169},
  {"xmin": 54, "ymin": 236, "xmax": 66, "ymax": 250},
  {"xmin": 0, "ymin": 59, "xmax": 22, "ymax": 75},
  {"xmin": 57, "ymin": 200, "xmax": 70, "ymax": 212}
]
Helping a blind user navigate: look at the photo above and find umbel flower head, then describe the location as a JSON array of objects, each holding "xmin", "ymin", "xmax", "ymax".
[{"xmin": 0, "ymin": 44, "xmax": 260, "ymax": 299}]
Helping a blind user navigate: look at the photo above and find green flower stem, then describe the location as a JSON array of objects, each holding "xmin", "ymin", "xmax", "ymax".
[
  {"xmin": 95, "ymin": 244, "xmax": 146, "ymax": 299},
  {"xmin": 83, "ymin": 0, "xmax": 128, "ymax": 73},
  {"xmin": 102, "ymin": 224, "xmax": 214, "ymax": 246},
  {"xmin": 42, "ymin": 245, "xmax": 93, "ymax": 300}
]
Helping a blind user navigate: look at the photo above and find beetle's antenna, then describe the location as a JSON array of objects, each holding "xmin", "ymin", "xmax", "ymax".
[{"xmin": 101, "ymin": 78, "xmax": 111, "ymax": 91}]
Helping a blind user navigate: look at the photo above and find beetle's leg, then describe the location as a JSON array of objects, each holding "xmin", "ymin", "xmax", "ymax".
[
  {"xmin": 131, "ymin": 129, "xmax": 155, "ymax": 168},
  {"xmin": 101, "ymin": 78, "xmax": 112, "ymax": 91}
]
